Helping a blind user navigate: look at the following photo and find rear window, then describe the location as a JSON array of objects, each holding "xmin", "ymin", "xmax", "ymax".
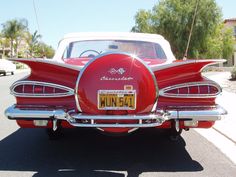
[{"xmin": 62, "ymin": 40, "xmax": 167, "ymax": 60}]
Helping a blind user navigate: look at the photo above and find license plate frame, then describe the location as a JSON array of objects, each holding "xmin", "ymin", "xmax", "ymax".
[{"xmin": 98, "ymin": 90, "xmax": 136, "ymax": 110}]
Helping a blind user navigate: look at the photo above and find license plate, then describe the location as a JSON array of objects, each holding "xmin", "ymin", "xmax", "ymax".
[{"xmin": 98, "ymin": 90, "xmax": 136, "ymax": 110}]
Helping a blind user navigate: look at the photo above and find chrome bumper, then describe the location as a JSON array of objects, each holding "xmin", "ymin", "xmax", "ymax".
[{"xmin": 5, "ymin": 105, "xmax": 227, "ymax": 128}]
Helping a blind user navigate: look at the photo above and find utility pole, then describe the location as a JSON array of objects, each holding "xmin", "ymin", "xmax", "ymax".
[
  {"xmin": 183, "ymin": 0, "xmax": 200, "ymax": 60},
  {"xmin": 33, "ymin": 0, "xmax": 45, "ymax": 57}
]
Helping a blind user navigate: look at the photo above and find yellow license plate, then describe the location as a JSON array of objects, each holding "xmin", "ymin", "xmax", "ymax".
[{"xmin": 98, "ymin": 90, "xmax": 136, "ymax": 110}]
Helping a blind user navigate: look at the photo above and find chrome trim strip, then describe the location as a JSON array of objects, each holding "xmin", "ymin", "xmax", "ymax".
[
  {"xmin": 9, "ymin": 58, "xmax": 83, "ymax": 71},
  {"xmin": 159, "ymin": 81, "xmax": 222, "ymax": 98},
  {"xmin": 150, "ymin": 59, "xmax": 226, "ymax": 72},
  {"xmin": 75, "ymin": 52, "xmax": 159, "ymax": 113},
  {"xmin": 67, "ymin": 111, "xmax": 166, "ymax": 128},
  {"xmin": 5, "ymin": 104, "xmax": 227, "ymax": 127},
  {"xmin": 68, "ymin": 122, "xmax": 163, "ymax": 128},
  {"xmin": 10, "ymin": 81, "xmax": 74, "ymax": 98},
  {"xmin": 69, "ymin": 113, "xmax": 165, "ymax": 120}
]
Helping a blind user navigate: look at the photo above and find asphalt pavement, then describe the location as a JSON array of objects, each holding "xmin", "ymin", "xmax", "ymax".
[{"xmin": 0, "ymin": 71, "xmax": 235, "ymax": 177}]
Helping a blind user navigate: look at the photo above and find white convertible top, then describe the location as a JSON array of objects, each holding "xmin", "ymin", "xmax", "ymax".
[
  {"xmin": 62, "ymin": 32, "xmax": 165, "ymax": 42},
  {"xmin": 53, "ymin": 32, "xmax": 175, "ymax": 62}
]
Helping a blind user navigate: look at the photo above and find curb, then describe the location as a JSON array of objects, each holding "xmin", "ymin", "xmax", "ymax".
[{"xmin": 212, "ymin": 127, "xmax": 236, "ymax": 144}]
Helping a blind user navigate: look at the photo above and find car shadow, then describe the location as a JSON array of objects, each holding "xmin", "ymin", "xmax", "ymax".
[{"xmin": 0, "ymin": 128, "xmax": 203, "ymax": 177}]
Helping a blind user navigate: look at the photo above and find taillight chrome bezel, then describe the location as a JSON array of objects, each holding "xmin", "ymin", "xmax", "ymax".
[
  {"xmin": 159, "ymin": 82, "xmax": 222, "ymax": 98},
  {"xmin": 10, "ymin": 81, "xmax": 74, "ymax": 97}
]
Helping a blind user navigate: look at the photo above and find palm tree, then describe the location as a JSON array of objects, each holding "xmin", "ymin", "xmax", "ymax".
[
  {"xmin": 1, "ymin": 19, "xmax": 28, "ymax": 58},
  {"xmin": 0, "ymin": 33, "xmax": 3, "ymax": 58},
  {"xmin": 25, "ymin": 30, "xmax": 41, "ymax": 57},
  {"xmin": 0, "ymin": 34, "xmax": 10, "ymax": 58}
]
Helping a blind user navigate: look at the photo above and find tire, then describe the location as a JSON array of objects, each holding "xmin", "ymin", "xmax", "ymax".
[
  {"xmin": 167, "ymin": 121, "xmax": 183, "ymax": 141},
  {"xmin": 3, "ymin": 72, "xmax": 6, "ymax": 76},
  {"xmin": 11, "ymin": 71, "xmax": 14, "ymax": 75},
  {"xmin": 168, "ymin": 128, "xmax": 182, "ymax": 141}
]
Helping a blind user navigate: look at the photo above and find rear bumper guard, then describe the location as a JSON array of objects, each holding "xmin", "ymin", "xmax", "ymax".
[{"xmin": 5, "ymin": 104, "xmax": 227, "ymax": 128}]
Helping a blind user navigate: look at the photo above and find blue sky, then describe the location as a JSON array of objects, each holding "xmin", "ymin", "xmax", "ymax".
[{"xmin": 0, "ymin": 0, "xmax": 235, "ymax": 48}]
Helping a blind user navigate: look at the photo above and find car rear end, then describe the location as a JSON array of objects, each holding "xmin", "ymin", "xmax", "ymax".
[{"xmin": 4, "ymin": 33, "xmax": 227, "ymax": 138}]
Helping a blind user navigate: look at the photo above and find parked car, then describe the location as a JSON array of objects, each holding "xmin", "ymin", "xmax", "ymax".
[
  {"xmin": 0, "ymin": 59, "xmax": 16, "ymax": 76},
  {"xmin": 5, "ymin": 32, "xmax": 227, "ymax": 139}
]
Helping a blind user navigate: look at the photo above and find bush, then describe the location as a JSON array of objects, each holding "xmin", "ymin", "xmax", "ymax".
[
  {"xmin": 15, "ymin": 62, "xmax": 27, "ymax": 69},
  {"xmin": 231, "ymin": 66, "xmax": 236, "ymax": 80}
]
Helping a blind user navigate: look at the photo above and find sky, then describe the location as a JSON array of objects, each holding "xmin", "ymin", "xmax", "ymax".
[{"xmin": 0, "ymin": 0, "xmax": 235, "ymax": 49}]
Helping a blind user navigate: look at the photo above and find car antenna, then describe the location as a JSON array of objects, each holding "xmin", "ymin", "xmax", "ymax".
[
  {"xmin": 183, "ymin": 0, "xmax": 200, "ymax": 60},
  {"xmin": 33, "ymin": 0, "xmax": 45, "ymax": 57}
]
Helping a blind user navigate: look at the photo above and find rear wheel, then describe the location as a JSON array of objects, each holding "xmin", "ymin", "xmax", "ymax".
[
  {"xmin": 168, "ymin": 121, "xmax": 182, "ymax": 141},
  {"xmin": 168, "ymin": 128, "xmax": 182, "ymax": 141},
  {"xmin": 3, "ymin": 72, "xmax": 6, "ymax": 76},
  {"xmin": 11, "ymin": 71, "xmax": 14, "ymax": 75}
]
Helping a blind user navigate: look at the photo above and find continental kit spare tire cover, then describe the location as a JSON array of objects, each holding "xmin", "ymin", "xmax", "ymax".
[{"xmin": 76, "ymin": 53, "xmax": 158, "ymax": 114}]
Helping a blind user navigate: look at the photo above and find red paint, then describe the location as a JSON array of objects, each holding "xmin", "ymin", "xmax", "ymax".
[
  {"xmin": 77, "ymin": 53, "xmax": 157, "ymax": 114},
  {"xmin": 13, "ymin": 59, "xmax": 79, "ymax": 88}
]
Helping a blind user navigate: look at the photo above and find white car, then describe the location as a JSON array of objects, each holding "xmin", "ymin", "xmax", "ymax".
[{"xmin": 0, "ymin": 59, "xmax": 16, "ymax": 76}]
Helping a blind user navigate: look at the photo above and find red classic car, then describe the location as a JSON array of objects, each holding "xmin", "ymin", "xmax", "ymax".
[{"xmin": 5, "ymin": 32, "xmax": 227, "ymax": 139}]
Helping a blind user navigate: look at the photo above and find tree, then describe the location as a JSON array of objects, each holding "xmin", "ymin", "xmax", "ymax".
[
  {"xmin": 132, "ymin": 10, "xmax": 154, "ymax": 33},
  {"xmin": 204, "ymin": 24, "xmax": 234, "ymax": 59},
  {"xmin": 204, "ymin": 23, "xmax": 223, "ymax": 58},
  {"xmin": 222, "ymin": 28, "xmax": 234, "ymax": 60},
  {"xmin": 1, "ymin": 18, "xmax": 28, "ymax": 58},
  {"xmin": 25, "ymin": 30, "xmax": 42, "ymax": 57},
  {"xmin": 34, "ymin": 42, "xmax": 55, "ymax": 58},
  {"xmin": 0, "ymin": 38, "xmax": 10, "ymax": 58},
  {"xmin": 132, "ymin": 0, "xmax": 226, "ymax": 59},
  {"xmin": 0, "ymin": 33, "xmax": 11, "ymax": 58}
]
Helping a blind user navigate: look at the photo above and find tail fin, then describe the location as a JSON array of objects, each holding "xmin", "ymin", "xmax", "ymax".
[
  {"xmin": 151, "ymin": 59, "xmax": 225, "ymax": 88},
  {"xmin": 11, "ymin": 58, "xmax": 79, "ymax": 87}
]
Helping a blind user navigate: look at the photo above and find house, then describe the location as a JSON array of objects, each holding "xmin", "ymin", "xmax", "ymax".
[
  {"xmin": 224, "ymin": 18, "xmax": 236, "ymax": 66},
  {"xmin": 0, "ymin": 37, "xmax": 28, "ymax": 58},
  {"xmin": 0, "ymin": 47, "xmax": 11, "ymax": 59}
]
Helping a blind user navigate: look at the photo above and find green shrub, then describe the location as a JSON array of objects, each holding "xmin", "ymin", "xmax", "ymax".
[
  {"xmin": 15, "ymin": 62, "xmax": 27, "ymax": 69},
  {"xmin": 231, "ymin": 67, "xmax": 236, "ymax": 80}
]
